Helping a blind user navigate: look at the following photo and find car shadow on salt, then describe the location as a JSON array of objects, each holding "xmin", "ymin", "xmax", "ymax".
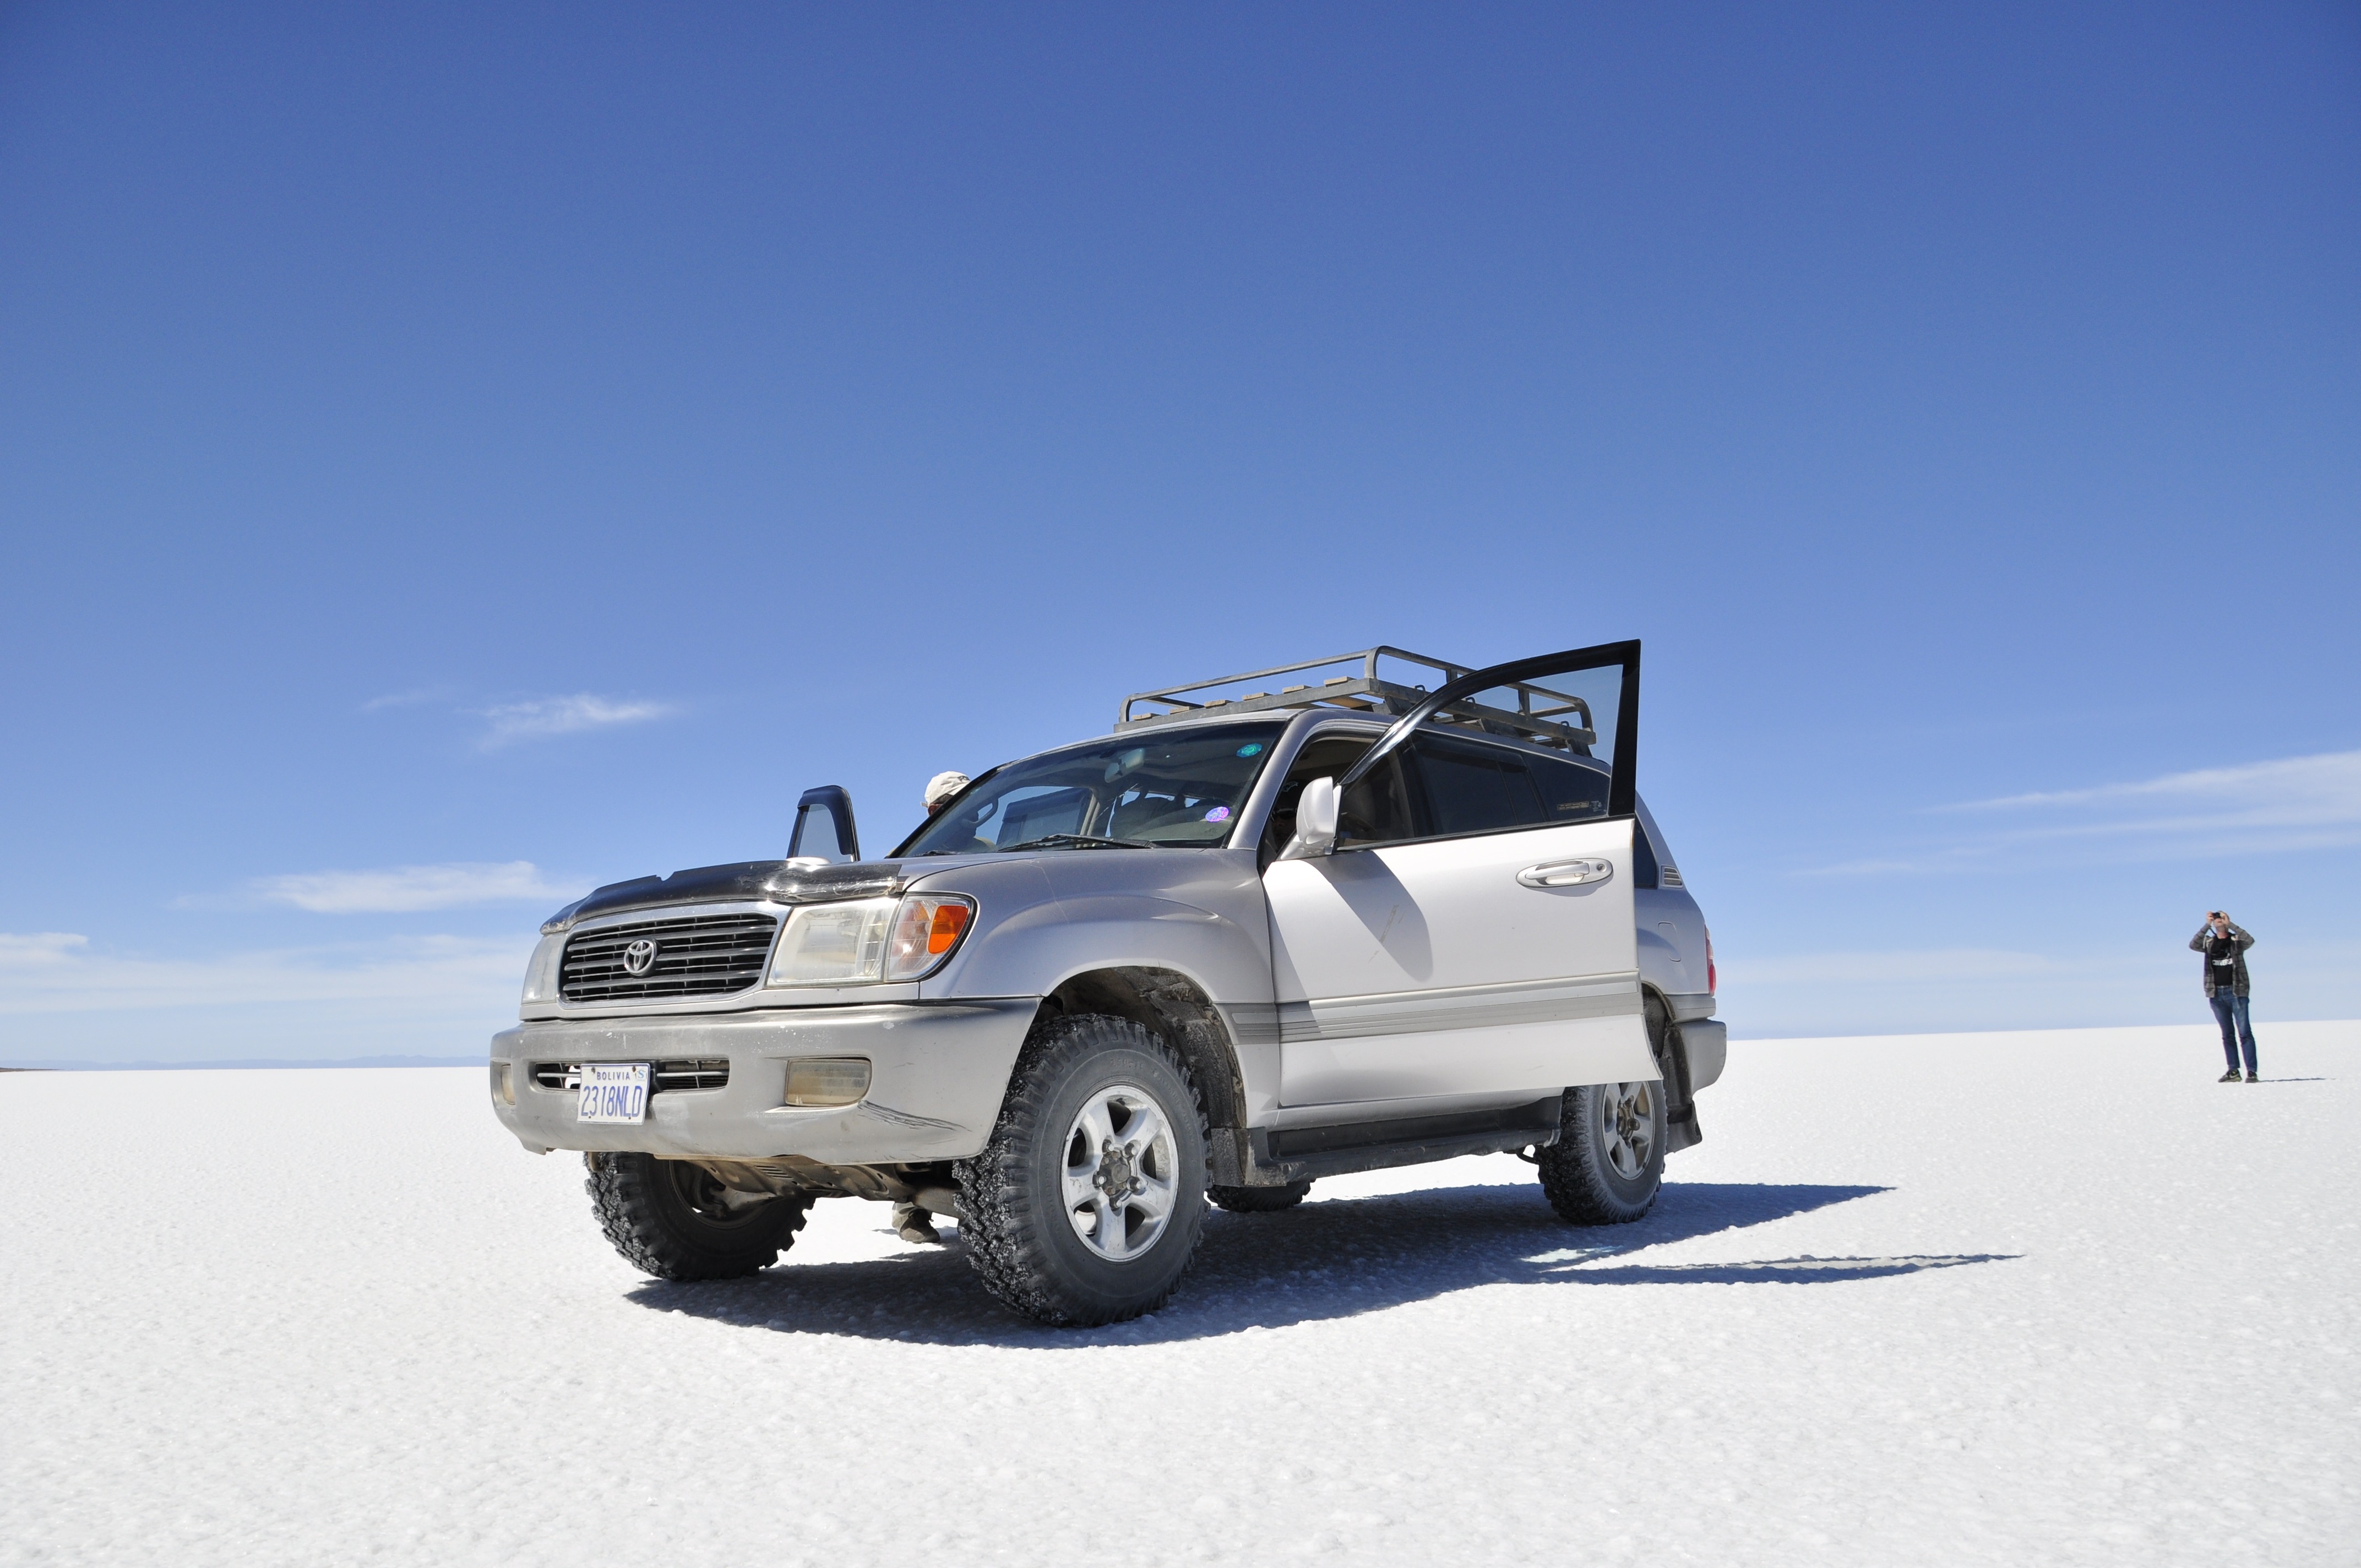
[{"xmin": 627, "ymin": 1178, "xmax": 2013, "ymax": 1347}]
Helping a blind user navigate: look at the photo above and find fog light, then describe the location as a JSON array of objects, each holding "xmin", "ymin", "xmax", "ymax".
[
  {"xmin": 490, "ymin": 1061, "xmax": 514, "ymax": 1107},
  {"xmin": 783, "ymin": 1058, "xmax": 871, "ymax": 1107}
]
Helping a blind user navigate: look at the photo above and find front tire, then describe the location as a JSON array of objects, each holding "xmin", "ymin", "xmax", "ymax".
[
  {"xmin": 956, "ymin": 1013, "xmax": 1209, "ymax": 1326},
  {"xmin": 584, "ymin": 1152, "xmax": 813, "ymax": 1280}
]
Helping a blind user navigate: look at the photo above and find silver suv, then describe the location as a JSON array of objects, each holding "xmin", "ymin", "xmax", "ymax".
[{"xmin": 489, "ymin": 643, "xmax": 1725, "ymax": 1325}]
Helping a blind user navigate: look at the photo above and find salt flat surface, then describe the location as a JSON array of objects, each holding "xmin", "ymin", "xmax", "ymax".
[{"xmin": 3, "ymin": 1021, "xmax": 2355, "ymax": 1567}]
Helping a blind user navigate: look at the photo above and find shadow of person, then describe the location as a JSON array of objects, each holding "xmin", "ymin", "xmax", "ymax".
[
  {"xmin": 625, "ymin": 1177, "xmax": 2008, "ymax": 1348},
  {"xmin": 1554, "ymin": 1254, "xmax": 2011, "ymax": 1284}
]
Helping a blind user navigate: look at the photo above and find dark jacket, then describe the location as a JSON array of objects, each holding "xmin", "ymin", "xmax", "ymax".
[{"xmin": 2190, "ymin": 923, "xmax": 2254, "ymax": 998}]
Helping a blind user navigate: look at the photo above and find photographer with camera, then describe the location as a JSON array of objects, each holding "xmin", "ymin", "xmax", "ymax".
[{"xmin": 2190, "ymin": 912, "xmax": 2259, "ymax": 1083}]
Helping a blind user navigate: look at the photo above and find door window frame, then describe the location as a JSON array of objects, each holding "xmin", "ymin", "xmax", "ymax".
[
  {"xmin": 1264, "ymin": 719, "xmax": 1628, "ymax": 857},
  {"xmin": 1255, "ymin": 720, "xmax": 1424, "ymax": 865},
  {"xmin": 1330, "ymin": 638, "xmax": 1641, "ymax": 825}
]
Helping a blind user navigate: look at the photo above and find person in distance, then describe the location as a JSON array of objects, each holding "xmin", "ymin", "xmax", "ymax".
[{"xmin": 2190, "ymin": 911, "xmax": 2258, "ymax": 1083}]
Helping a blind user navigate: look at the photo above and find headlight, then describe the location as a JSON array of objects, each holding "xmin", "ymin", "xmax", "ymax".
[
  {"xmin": 520, "ymin": 933, "xmax": 565, "ymax": 1005},
  {"xmin": 767, "ymin": 898, "xmax": 896, "ymax": 987},
  {"xmin": 765, "ymin": 894, "xmax": 977, "ymax": 987}
]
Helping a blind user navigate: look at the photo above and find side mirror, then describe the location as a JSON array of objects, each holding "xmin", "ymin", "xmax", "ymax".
[
  {"xmin": 1280, "ymin": 776, "xmax": 1340, "ymax": 860},
  {"xmin": 790, "ymin": 786, "xmax": 860, "ymax": 863}
]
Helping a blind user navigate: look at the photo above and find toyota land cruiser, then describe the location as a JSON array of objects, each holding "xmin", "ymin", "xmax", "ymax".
[{"xmin": 489, "ymin": 642, "xmax": 1724, "ymax": 1325}]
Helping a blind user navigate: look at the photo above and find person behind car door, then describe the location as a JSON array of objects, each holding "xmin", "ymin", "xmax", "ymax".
[
  {"xmin": 2191, "ymin": 912, "xmax": 2259, "ymax": 1082},
  {"xmin": 890, "ymin": 771, "xmax": 972, "ymax": 1245}
]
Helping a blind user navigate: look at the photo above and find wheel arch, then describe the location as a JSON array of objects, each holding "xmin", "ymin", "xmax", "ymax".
[{"xmin": 1033, "ymin": 965, "xmax": 1250, "ymax": 1182}]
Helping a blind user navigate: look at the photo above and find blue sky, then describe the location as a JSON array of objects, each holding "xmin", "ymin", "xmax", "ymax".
[{"xmin": 3, "ymin": 2, "xmax": 2355, "ymax": 1062}]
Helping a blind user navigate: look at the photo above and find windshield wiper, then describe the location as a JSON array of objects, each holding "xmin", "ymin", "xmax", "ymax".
[{"xmin": 1000, "ymin": 834, "xmax": 1154, "ymax": 852}]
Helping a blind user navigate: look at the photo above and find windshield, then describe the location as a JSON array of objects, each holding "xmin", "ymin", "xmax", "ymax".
[{"xmin": 896, "ymin": 722, "xmax": 1288, "ymax": 854}]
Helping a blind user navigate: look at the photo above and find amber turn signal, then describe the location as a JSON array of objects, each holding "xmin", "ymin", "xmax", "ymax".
[
  {"xmin": 926, "ymin": 901, "xmax": 969, "ymax": 954},
  {"xmin": 885, "ymin": 894, "xmax": 978, "ymax": 981}
]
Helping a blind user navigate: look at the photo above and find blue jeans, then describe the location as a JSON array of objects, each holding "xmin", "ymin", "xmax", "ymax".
[{"xmin": 2209, "ymin": 992, "xmax": 2257, "ymax": 1074}]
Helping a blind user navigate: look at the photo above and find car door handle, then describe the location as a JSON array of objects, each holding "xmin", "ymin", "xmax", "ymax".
[{"xmin": 1517, "ymin": 858, "xmax": 1614, "ymax": 889}]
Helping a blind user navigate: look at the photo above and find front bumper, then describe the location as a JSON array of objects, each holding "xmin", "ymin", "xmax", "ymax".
[{"xmin": 489, "ymin": 999, "xmax": 1036, "ymax": 1162}]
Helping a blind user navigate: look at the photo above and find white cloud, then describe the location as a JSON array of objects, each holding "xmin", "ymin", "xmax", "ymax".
[
  {"xmin": 477, "ymin": 694, "xmax": 671, "ymax": 747},
  {"xmin": 1729, "ymin": 947, "xmax": 2071, "ymax": 986},
  {"xmin": 359, "ymin": 687, "xmax": 447, "ymax": 712},
  {"xmin": 1799, "ymin": 854, "xmax": 1985, "ymax": 879},
  {"xmin": 1948, "ymin": 750, "xmax": 2361, "ymax": 836},
  {"xmin": 0, "ymin": 933, "xmax": 90, "ymax": 965},
  {"xmin": 1718, "ymin": 938, "xmax": 2361, "ymax": 1037},
  {"xmin": 0, "ymin": 932, "xmax": 530, "ymax": 1017},
  {"xmin": 1807, "ymin": 749, "xmax": 2361, "ymax": 876},
  {"xmin": 252, "ymin": 861, "xmax": 570, "ymax": 914}
]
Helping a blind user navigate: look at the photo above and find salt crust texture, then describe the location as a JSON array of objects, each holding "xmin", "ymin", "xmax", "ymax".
[{"xmin": 2, "ymin": 1022, "xmax": 2354, "ymax": 1567}]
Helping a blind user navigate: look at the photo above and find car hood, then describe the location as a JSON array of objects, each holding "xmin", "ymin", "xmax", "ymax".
[
  {"xmin": 547, "ymin": 847, "xmax": 1227, "ymax": 929},
  {"xmin": 551, "ymin": 858, "xmax": 911, "ymax": 928}
]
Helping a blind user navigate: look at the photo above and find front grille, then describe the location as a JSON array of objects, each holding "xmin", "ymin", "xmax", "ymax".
[
  {"xmin": 531, "ymin": 1059, "xmax": 732, "ymax": 1093},
  {"xmin": 559, "ymin": 912, "xmax": 779, "ymax": 1003}
]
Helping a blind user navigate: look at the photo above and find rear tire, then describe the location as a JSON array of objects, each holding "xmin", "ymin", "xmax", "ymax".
[
  {"xmin": 584, "ymin": 1152, "xmax": 813, "ymax": 1280},
  {"xmin": 1536, "ymin": 1078, "xmax": 1666, "ymax": 1225},
  {"xmin": 956, "ymin": 1013, "xmax": 1209, "ymax": 1326},
  {"xmin": 1208, "ymin": 1180, "xmax": 1312, "ymax": 1213}
]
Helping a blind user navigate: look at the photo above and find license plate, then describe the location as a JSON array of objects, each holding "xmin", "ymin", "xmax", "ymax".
[{"xmin": 576, "ymin": 1062, "xmax": 650, "ymax": 1124}]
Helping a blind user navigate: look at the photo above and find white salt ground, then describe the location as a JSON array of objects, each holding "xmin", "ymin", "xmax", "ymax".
[{"xmin": 2, "ymin": 1021, "xmax": 2354, "ymax": 1567}]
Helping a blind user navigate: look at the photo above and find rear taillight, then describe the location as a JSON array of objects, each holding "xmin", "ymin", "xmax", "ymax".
[{"xmin": 1705, "ymin": 928, "xmax": 1716, "ymax": 994}]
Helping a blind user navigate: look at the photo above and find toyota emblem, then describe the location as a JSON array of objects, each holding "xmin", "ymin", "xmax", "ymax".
[{"xmin": 621, "ymin": 938, "xmax": 659, "ymax": 976}]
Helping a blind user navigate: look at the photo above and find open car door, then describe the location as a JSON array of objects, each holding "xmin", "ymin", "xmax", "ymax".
[{"xmin": 1261, "ymin": 641, "xmax": 1653, "ymax": 1109}]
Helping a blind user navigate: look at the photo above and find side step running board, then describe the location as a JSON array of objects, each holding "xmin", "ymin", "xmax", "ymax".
[{"xmin": 1248, "ymin": 1096, "xmax": 1564, "ymax": 1184}]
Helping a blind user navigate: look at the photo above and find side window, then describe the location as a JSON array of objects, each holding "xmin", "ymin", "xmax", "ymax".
[
  {"xmin": 1412, "ymin": 736, "xmax": 1620, "ymax": 842},
  {"xmin": 1261, "ymin": 734, "xmax": 1415, "ymax": 861},
  {"xmin": 1527, "ymin": 752, "xmax": 1612, "ymax": 825},
  {"xmin": 1337, "ymin": 754, "xmax": 1415, "ymax": 845},
  {"xmin": 1411, "ymin": 734, "xmax": 1551, "ymax": 836}
]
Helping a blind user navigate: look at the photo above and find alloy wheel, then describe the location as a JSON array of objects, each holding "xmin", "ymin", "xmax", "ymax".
[
  {"xmin": 1062, "ymin": 1084, "xmax": 1180, "ymax": 1262},
  {"xmin": 1597, "ymin": 1081, "xmax": 1656, "ymax": 1181}
]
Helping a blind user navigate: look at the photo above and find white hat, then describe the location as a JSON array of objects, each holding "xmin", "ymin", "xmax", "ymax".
[{"xmin": 924, "ymin": 770, "xmax": 971, "ymax": 807}]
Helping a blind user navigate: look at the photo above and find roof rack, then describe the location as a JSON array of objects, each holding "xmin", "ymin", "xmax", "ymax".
[{"xmin": 1117, "ymin": 646, "xmax": 1597, "ymax": 749}]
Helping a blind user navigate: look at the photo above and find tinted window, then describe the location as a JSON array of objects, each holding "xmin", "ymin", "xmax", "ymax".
[
  {"xmin": 1413, "ymin": 734, "xmax": 1550, "ymax": 835},
  {"xmin": 1528, "ymin": 751, "xmax": 1611, "ymax": 824},
  {"xmin": 1413, "ymin": 734, "xmax": 1612, "ymax": 839}
]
